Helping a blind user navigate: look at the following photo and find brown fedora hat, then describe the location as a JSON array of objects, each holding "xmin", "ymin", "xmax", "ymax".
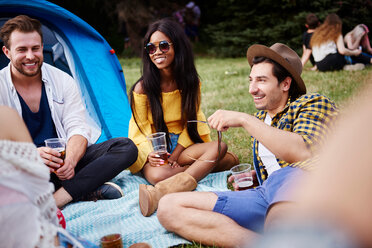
[{"xmin": 246, "ymin": 43, "xmax": 306, "ymax": 96}]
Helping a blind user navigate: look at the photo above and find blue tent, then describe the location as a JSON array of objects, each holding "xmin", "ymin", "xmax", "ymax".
[{"xmin": 0, "ymin": 0, "xmax": 131, "ymax": 143}]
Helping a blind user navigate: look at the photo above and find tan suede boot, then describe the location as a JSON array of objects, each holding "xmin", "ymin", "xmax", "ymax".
[
  {"xmin": 212, "ymin": 151, "xmax": 240, "ymax": 173},
  {"xmin": 139, "ymin": 172, "xmax": 197, "ymax": 217}
]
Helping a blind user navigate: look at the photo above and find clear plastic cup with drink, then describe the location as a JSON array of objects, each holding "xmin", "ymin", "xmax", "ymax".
[
  {"xmin": 146, "ymin": 132, "xmax": 168, "ymax": 165},
  {"xmin": 230, "ymin": 163, "xmax": 253, "ymax": 190},
  {"xmin": 44, "ymin": 138, "xmax": 66, "ymax": 160}
]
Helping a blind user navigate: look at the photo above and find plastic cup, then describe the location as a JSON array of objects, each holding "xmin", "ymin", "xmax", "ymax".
[
  {"xmin": 230, "ymin": 163, "xmax": 253, "ymax": 190},
  {"xmin": 44, "ymin": 138, "xmax": 66, "ymax": 160},
  {"xmin": 146, "ymin": 132, "xmax": 168, "ymax": 164},
  {"xmin": 100, "ymin": 233, "xmax": 123, "ymax": 248}
]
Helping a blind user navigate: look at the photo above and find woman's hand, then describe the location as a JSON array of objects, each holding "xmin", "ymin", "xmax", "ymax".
[
  {"xmin": 168, "ymin": 144, "xmax": 185, "ymax": 168},
  {"xmin": 148, "ymin": 151, "xmax": 170, "ymax": 167},
  {"xmin": 168, "ymin": 157, "xmax": 182, "ymax": 168}
]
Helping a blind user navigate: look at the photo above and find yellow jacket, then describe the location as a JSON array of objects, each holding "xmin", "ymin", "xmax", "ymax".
[{"xmin": 128, "ymin": 89, "xmax": 211, "ymax": 173}]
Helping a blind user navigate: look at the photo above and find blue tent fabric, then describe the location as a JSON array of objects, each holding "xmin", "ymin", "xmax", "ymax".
[{"xmin": 0, "ymin": 0, "xmax": 131, "ymax": 142}]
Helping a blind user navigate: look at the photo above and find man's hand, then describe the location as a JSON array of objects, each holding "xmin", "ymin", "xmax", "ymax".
[
  {"xmin": 208, "ymin": 110, "xmax": 247, "ymax": 131},
  {"xmin": 228, "ymin": 170, "xmax": 259, "ymax": 191},
  {"xmin": 37, "ymin": 146, "xmax": 63, "ymax": 171},
  {"xmin": 55, "ymin": 157, "xmax": 75, "ymax": 180}
]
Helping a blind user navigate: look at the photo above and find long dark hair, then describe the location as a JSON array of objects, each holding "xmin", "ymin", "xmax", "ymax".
[{"xmin": 130, "ymin": 18, "xmax": 203, "ymax": 147}]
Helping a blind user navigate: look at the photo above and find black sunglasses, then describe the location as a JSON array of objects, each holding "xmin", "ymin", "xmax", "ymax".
[{"xmin": 145, "ymin": 40, "xmax": 173, "ymax": 55}]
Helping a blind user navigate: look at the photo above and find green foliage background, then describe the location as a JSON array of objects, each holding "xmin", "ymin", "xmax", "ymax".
[
  {"xmin": 199, "ymin": 0, "xmax": 372, "ymax": 57},
  {"xmin": 50, "ymin": 0, "xmax": 371, "ymax": 58}
]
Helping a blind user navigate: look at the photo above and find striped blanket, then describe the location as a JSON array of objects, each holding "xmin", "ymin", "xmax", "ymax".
[{"xmin": 62, "ymin": 170, "xmax": 230, "ymax": 247}]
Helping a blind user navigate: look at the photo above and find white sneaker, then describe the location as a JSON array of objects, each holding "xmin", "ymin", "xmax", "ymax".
[{"xmin": 343, "ymin": 63, "xmax": 365, "ymax": 71}]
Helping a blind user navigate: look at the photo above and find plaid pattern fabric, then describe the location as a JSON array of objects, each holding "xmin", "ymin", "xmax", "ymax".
[{"xmin": 251, "ymin": 93, "xmax": 339, "ymax": 182}]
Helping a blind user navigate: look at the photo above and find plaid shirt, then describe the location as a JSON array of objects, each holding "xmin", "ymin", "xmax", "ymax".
[{"xmin": 251, "ymin": 93, "xmax": 339, "ymax": 183}]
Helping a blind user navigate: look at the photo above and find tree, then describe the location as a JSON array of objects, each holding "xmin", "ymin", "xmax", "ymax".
[{"xmin": 115, "ymin": 0, "xmax": 186, "ymax": 55}]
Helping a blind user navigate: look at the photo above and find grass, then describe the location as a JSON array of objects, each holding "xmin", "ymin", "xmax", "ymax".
[{"xmin": 120, "ymin": 57, "xmax": 371, "ymax": 247}]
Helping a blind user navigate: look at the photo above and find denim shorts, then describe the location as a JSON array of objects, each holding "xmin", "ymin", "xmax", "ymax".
[
  {"xmin": 213, "ymin": 166, "xmax": 303, "ymax": 233},
  {"xmin": 168, "ymin": 133, "xmax": 180, "ymax": 153}
]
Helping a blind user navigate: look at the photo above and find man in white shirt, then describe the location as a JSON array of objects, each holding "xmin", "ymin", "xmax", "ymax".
[{"xmin": 0, "ymin": 15, "xmax": 137, "ymax": 208}]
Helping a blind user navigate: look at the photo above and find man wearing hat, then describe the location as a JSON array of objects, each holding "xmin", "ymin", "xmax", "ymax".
[{"xmin": 156, "ymin": 43, "xmax": 339, "ymax": 247}]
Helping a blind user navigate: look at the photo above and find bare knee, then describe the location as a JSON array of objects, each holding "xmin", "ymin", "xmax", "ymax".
[
  {"xmin": 143, "ymin": 165, "xmax": 177, "ymax": 185},
  {"xmin": 145, "ymin": 172, "xmax": 169, "ymax": 185},
  {"xmin": 265, "ymin": 202, "xmax": 294, "ymax": 230},
  {"xmin": 201, "ymin": 141, "xmax": 227, "ymax": 164},
  {"xmin": 211, "ymin": 140, "xmax": 228, "ymax": 156},
  {"xmin": 220, "ymin": 141, "xmax": 228, "ymax": 155},
  {"xmin": 158, "ymin": 193, "xmax": 183, "ymax": 231}
]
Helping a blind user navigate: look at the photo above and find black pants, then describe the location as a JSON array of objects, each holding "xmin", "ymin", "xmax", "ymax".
[
  {"xmin": 51, "ymin": 137, "xmax": 137, "ymax": 200},
  {"xmin": 317, "ymin": 52, "xmax": 371, "ymax": 72},
  {"xmin": 316, "ymin": 53, "xmax": 345, "ymax": 72}
]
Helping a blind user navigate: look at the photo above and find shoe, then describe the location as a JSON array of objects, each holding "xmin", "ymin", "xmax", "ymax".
[
  {"xmin": 77, "ymin": 182, "xmax": 124, "ymax": 202},
  {"xmin": 139, "ymin": 172, "xmax": 197, "ymax": 217},
  {"xmin": 343, "ymin": 63, "xmax": 365, "ymax": 71}
]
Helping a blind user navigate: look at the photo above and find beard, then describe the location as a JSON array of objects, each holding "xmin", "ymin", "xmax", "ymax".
[{"xmin": 13, "ymin": 60, "xmax": 42, "ymax": 77}]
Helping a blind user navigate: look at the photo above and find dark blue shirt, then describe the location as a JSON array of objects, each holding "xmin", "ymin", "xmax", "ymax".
[{"xmin": 17, "ymin": 83, "xmax": 58, "ymax": 147}]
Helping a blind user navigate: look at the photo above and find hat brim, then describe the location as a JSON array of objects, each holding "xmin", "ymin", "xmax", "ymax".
[{"xmin": 246, "ymin": 44, "xmax": 306, "ymax": 96}]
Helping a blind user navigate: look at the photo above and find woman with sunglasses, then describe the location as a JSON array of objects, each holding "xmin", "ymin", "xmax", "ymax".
[{"xmin": 128, "ymin": 18, "xmax": 239, "ymax": 217}]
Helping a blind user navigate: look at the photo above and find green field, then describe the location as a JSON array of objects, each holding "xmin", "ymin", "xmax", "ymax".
[{"xmin": 121, "ymin": 57, "xmax": 371, "ymax": 167}]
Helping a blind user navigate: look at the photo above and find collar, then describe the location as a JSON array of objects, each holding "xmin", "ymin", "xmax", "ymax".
[{"xmin": 255, "ymin": 97, "xmax": 292, "ymax": 121}]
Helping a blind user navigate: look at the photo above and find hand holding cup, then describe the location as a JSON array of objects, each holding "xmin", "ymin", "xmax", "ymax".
[
  {"xmin": 229, "ymin": 164, "xmax": 253, "ymax": 191},
  {"xmin": 43, "ymin": 138, "xmax": 66, "ymax": 171},
  {"xmin": 147, "ymin": 132, "xmax": 169, "ymax": 166}
]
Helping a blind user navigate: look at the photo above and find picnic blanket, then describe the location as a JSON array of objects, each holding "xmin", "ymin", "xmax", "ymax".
[{"xmin": 62, "ymin": 170, "xmax": 231, "ymax": 247}]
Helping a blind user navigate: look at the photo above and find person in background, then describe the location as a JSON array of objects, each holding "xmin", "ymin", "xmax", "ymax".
[
  {"xmin": 184, "ymin": 1, "xmax": 201, "ymax": 42},
  {"xmin": 344, "ymin": 24, "xmax": 372, "ymax": 57},
  {"xmin": 128, "ymin": 18, "xmax": 238, "ymax": 217},
  {"xmin": 156, "ymin": 43, "xmax": 338, "ymax": 247},
  {"xmin": 301, "ymin": 13, "xmax": 319, "ymax": 70},
  {"xmin": 171, "ymin": 2, "xmax": 185, "ymax": 28},
  {"xmin": 0, "ymin": 15, "xmax": 138, "ymax": 209},
  {"xmin": 310, "ymin": 13, "xmax": 372, "ymax": 72}
]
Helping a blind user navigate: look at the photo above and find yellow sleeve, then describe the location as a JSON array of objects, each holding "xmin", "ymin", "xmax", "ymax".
[
  {"xmin": 178, "ymin": 107, "xmax": 212, "ymax": 148},
  {"xmin": 128, "ymin": 92, "xmax": 152, "ymax": 173}
]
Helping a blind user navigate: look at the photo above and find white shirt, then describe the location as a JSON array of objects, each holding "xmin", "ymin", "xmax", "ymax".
[
  {"xmin": 0, "ymin": 63, "xmax": 100, "ymax": 146},
  {"xmin": 312, "ymin": 40, "xmax": 338, "ymax": 62},
  {"xmin": 258, "ymin": 114, "xmax": 281, "ymax": 176}
]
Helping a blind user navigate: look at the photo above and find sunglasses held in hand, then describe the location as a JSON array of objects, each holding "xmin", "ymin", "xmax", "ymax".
[{"xmin": 145, "ymin": 40, "xmax": 173, "ymax": 55}]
